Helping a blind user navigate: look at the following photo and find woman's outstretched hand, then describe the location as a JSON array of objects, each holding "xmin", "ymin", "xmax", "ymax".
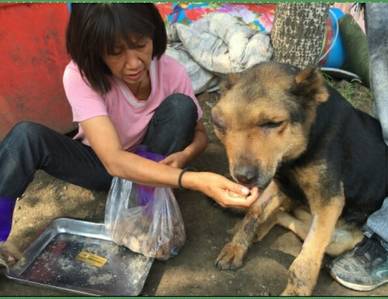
[{"xmin": 182, "ymin": 171, "xmax": 259, "ymax": 209}]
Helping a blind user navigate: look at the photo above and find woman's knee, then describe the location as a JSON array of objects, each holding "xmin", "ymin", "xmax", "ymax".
[
  {"xmin": 160, "ymin": 93, "xmax": 198, "ymax": 123},
  {"xmin": 5, "ymin": 121, "xmax": 47, "ymax": 146}
]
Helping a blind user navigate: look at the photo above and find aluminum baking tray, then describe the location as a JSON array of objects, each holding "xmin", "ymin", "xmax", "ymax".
[{"xmin": 2, "ymin": 218, "xmax": 154, "ymax": 296}]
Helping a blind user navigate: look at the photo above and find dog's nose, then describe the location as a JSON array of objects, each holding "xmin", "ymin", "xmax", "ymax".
[{"xmin": 234, "ymin": 165, "xmax": 258, "ymax": 186}]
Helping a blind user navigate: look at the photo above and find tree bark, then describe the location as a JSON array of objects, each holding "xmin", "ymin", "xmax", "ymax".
[{"xmin": 271, "ymin": 3, "xmax": 329, "ymax": 68}]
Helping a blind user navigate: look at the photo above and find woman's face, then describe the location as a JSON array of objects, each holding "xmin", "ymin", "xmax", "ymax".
[{"xmin": 104, "ymin": 36, "xmax": 153, "ymax": 88}]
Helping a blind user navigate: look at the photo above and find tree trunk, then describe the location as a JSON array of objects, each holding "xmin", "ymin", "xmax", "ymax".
[{"xmin": 271, "ymin": 3, "xmax": 329, "ymax": 68}]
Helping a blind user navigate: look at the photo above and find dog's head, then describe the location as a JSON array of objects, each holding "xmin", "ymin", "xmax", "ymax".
[{"xmin": 211, "ymin": 62, "xmax": 329, "ymax": 190}]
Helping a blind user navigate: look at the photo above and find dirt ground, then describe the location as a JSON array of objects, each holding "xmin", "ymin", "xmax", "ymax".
[{"xmin": 1, "ymin": 86, "xmax": 388, "ymax": 296}]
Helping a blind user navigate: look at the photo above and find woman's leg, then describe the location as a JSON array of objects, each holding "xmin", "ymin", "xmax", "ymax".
[
  {"xmin": 366, "ymin": 3, "xmax": 388, "ymax": 146},
  {"xmin": 0, "ymin": 121, "xmax": 112, "ymax": 241},
  {"xmin": 141, "ymin": 93, "xmax": 198, "ymax": 156},
  {"xmin": 0, "ymin": 121, "xmax": 112, "ymax": 197}
]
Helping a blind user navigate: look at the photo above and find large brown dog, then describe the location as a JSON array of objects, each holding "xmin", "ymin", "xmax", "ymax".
[{"xmin": 211, "ymin": 62, "xmax": 388, "ymax": 295}]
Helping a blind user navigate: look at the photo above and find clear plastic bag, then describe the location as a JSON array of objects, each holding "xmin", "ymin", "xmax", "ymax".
[{"xmin": 104, "ymin": 148, "xmax": 186, "ymax": 261}]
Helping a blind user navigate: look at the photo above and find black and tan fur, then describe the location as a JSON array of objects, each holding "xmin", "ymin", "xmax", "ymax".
[{"xmin": 211, "ymin": 62, "xmax": 388, "ymax": 295}]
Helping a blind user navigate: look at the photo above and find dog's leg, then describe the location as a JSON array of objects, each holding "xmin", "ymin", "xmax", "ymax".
[
  {"xmin": 253, "ymin": 212, "xmax": 280, "ymax": 242},
  {"xmin": 325, "ymin": 220, "xmax": 364, "ymax": 256},
  {"xmin": 276, "ymin": 211, "xmax": 310, "ymax": 241},
  {"xmin": 254, "ymin": 197, "xmax": 294, "ymax": 242},
  {"xmin": 277, "ymin": 208, "xmax": 363, "ymax": 257},
  {"xmin": 293, "ymin": 206, "xmax": 313, "ymax": 223},
  {"xmin": 215, "ymin": 181, "xmax": 286, "ymax": 270},
  {"xmin": 281, "ymin": 196, "xmax": 344, "ymax": 295},
  {"xmin": 228, "ymin": 213, "xmax": 280, "ymax": 242}
]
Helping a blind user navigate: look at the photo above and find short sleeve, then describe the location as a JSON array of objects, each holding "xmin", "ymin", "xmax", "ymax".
[
  {"xmin": 63, "ymin": 62, "xmax": 108, "ymax": 122},
  {"xmin": 167, "ymin": 58, "xmax": 204, "ymax": 120}
]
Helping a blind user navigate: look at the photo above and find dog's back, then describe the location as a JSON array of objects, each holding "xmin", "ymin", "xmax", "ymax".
[{"xmin": 282, "ymin": 85, "xmax": 388, "ymax": 224}]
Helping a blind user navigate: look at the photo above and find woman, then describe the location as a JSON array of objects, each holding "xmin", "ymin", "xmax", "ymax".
[{"xmin": 0, "ymin": 4, "xmax": 258, "ymax": 261}]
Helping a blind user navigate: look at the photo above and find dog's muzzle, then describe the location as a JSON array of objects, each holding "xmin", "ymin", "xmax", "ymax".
[{"xmin": 233, "ymin": 164, "xmax": 272, "ymax": 190}]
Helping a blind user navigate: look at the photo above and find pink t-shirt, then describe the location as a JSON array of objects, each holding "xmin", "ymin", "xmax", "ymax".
[{"xmin": 63, "ymin": 55, "xmax": 203, "ymax": 151}]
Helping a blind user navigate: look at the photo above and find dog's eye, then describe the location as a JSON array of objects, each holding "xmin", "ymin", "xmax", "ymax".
[
  {"xmin": 259, "ymin": 121, "xmax": 284, "ymax": 129},
  {"xmin": 213, "ymin": 122, "xmax": 226, "ymax": 134},
  {"xmin": 211, "ymin": 109, "xmax": 226, "ymax": 134}
]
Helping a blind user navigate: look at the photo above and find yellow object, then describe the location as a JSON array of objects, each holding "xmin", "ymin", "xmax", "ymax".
[{"xmin": 76, "ymin": 251, "xmax": 107, "ymax": 268}]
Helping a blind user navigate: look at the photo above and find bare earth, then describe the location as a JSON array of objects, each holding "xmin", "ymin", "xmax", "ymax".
[{"xmin": 1, "ymin": 86, "xmax": 387, "ymax": 296}]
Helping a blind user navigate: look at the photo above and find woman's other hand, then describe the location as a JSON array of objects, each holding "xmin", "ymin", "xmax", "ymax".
[{"xmin": 159, "ymin": 151, "xmax": 189, "ymax": 168}]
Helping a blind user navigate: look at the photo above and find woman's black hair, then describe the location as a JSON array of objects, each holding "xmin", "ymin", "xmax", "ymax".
[{"xmin": 66, "ymin": 4, "xmax": 167, "ymax": 94}]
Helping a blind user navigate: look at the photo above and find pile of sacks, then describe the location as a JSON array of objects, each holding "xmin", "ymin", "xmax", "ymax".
[{"xmin": 166, "ymin": 13, "xmax": 273, "ymax": 94}]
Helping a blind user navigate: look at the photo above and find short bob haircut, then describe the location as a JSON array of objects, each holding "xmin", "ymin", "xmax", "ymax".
[{"xmin": 66, "ymin": 4, "xmax": 167, "ymax": 94}]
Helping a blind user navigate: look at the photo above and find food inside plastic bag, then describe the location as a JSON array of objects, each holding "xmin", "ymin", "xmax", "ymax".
[{"xmin": 104, "ymin": 149, "xmax": 186, "ymax": 260}]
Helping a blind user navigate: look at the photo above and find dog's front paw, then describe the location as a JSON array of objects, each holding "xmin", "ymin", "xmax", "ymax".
[
  {"xmin": 281, "ymin": 266, "xmax": 313, "ymax": 296},
  {"xmin": 215, "ymin": 242, "xmax": 247, "ymax": 270},
  {"xmin": 281, "ymin": 285, "xmax": 311, "ymax": 296}
]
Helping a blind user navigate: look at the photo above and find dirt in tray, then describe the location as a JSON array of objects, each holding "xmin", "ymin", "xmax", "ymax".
[{"xmin": 2, "ymin": 84, "xmax": 388, "ymax": 296}]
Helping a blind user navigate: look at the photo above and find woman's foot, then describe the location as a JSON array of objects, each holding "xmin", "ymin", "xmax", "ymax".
[{"xmin": 0, "ymin": 242, "xmax": 21, "ymax": 269}]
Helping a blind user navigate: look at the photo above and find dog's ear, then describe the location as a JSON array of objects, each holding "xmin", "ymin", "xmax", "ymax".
[
  {"xmin": 292, "ymin": 66, "xmax": 329, "ymax": 104},
  {"xmin": 220, "ymin": 73, "xmax": 241, "ymax": 93}
]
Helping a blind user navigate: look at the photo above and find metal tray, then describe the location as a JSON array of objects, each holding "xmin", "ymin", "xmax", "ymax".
[{"xmin": 3, "ymin": 218, "xmax": 154, "ymax": 296}]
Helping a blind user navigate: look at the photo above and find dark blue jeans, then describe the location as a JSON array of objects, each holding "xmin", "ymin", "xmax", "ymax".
[{"xmin": 0, "ymin": 93, "xmax": 198, "ymax": 198}]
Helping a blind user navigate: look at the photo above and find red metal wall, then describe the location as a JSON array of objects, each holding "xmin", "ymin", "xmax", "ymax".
[{"xmin": 0, "ymin": 4, "xmax": 74, "ymax": 140}]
